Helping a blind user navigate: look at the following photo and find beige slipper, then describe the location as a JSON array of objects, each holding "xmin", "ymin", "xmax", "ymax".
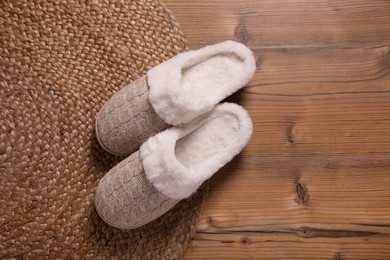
[
  {"xmin": 95, "ymin": 103, "xmax": 253, "ymax": 229},
  {"xmin": 95, "ymin": 41, "xmax": 256, "ymax": 156}
]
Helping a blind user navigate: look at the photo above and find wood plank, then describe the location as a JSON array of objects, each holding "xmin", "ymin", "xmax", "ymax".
[
  {"xmin": 240, "ymin": 81, "xmax": 390, "ymax": 158},
  {"xmin": 186, "ymin": 233, "xmax": 390, "ymax": 259},
  {"xmin": 250, "ymin": 46, "xmax": 390, "ymax": 85},
  {"xmin": 166, "ymin": 0, "xmax": 390, "ymax": 48},
  {"xmin": 198, "ymin": 164, "xmax": 390, "ymax": 226}
]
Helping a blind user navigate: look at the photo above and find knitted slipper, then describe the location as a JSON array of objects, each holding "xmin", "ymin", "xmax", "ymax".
[
  {"xmin": 96, "ymin": 41, "xmax": 256, "ymax": 156},
  {"xmin": 95, "ymin": 103, "xmax": 253, "ymax": 229}
]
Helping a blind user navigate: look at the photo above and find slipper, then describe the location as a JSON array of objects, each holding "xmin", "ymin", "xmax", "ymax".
[
  {"xmin": 95, "ymin": 103, "xmax": 253, "ymax": 229},
  {"xmin": 95, "ymin": 40, "xmax": 256, "ymax": 156}
]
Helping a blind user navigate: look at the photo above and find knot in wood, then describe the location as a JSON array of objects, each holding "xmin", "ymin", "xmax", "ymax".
[
  {"xmin": 297, "ymin": 227, "xmax": 313, "ymax": 238},
  {"xmin": 296, "ymin": 182, "xmax": 310, "ymax": 205}
]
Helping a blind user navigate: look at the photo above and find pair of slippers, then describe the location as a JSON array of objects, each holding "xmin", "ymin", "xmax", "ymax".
[{"xmin": 95, "ymin": 41, "xmax": 256, "ymax": 230}]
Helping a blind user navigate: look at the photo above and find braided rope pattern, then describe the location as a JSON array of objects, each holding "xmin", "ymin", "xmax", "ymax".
[{"xmin": 0, "ymin": 0, "xmax": 207, "ymax": 258}]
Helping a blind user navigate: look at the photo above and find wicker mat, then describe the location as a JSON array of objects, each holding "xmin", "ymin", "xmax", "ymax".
[{"xmin": 0, "ymin": 0, "xmax": 209, "ymax": 259}]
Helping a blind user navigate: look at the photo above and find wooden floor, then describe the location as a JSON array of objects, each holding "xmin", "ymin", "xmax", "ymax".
[{"xmin": 164, "ymin": 0, "xmax": 390, "ymax": 259}]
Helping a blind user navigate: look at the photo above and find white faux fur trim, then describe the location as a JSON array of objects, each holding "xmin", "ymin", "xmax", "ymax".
[
  {"xmin": 140, "ymin": 103, "xmax": 253, "ymax": 200},
  {"xmin": 147, "ymin": 40, "xmax": 256, "ymax": 125}
]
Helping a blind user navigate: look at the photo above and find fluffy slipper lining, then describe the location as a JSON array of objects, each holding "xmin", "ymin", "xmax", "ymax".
[
  {"xmin": 147, "ymin": 41, "xmax": 256, "ymax": 125},
  {"xmin": 140, "ymin": 103, "xmax": 253, "ymax": 200}
]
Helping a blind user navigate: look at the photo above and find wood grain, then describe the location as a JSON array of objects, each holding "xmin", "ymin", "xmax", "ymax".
[
  {"xmin": 164, "ymin": 0, "xmax": 390, "ymax": 258},
  {"xmin": 166, "ymin": 0, "xmax": 390, "ymax": 48}
]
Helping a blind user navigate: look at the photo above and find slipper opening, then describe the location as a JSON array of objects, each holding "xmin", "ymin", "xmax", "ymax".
[
  {"xmin": 180, "ymin": 52, "xmax": 246, "ymax": 100},
  {"xmin": 175, "ymin": 113, "xmax": 240, "ymax": 167}
]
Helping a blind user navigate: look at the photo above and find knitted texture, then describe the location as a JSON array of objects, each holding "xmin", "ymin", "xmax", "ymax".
[
  {"xmin": 95, "ymin": 151, "xmax": 179, "ymax": 229},
  {"xmin": 0, "ymin": 0, "xmax": 209, "ymax": 259},
  {"xmin": 96, "ymin": 76, "xmax": 168, "ymax": 156}
]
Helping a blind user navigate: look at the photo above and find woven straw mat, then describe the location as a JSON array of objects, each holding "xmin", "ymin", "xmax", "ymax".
[{"xmin": 0, "ymin": 0, "xmax": 209, "ymax": 259}]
